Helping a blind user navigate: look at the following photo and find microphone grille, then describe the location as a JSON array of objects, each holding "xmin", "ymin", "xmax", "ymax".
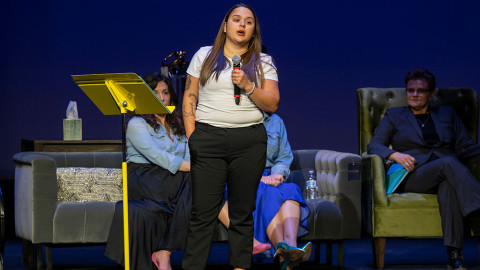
[{"xmin": 232, "ymin": 55, "xmax": 241, "ymax": 66}]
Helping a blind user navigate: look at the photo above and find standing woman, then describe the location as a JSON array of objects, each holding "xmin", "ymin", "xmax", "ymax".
[
  {"xmin": 105, "ymin": 73, "xmax": 191, "ymax": 270},
  {"xmin": 218, "ymin": 113, "xmax": 312, "ymax": 270},
  {"xmin": 182, "ymin": 3, "xmax": 280, "ymax": 270}
]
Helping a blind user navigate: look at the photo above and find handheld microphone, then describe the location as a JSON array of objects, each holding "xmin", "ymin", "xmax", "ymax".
[{"xmin": 232, "ymin": 55, "xmax": 241, "ymax": 105}]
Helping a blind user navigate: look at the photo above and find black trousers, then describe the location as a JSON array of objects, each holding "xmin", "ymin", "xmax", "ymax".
[
  {"xmin": 400, "ymin": 156, "xmax": 480, "ymax": 248},
  {"xmin": 182, "ymin": 122, "xmax": 267, "ymax": 270}
]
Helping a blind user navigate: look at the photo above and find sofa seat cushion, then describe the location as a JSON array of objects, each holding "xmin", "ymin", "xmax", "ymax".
[
  {"xmin": 373, "ymin": 193, "xmax": 443, "ymax": 237},
  {"xmin": 57, "ymin": 167, "xmax": 123, "ymax": 202},
  {"xmin": 373, "ymin": 205, "xmax": 443, "ymax": 237},
  {"xmin": 53, "ymin": 201, "xmax": 117, "ymax": 243},
  {"xmin": 386, "ymin": 193, "xmax": 438, "ymax": 208},
  {"xmin": 300, "ymin": 198, "xmax": 342, "ymax": 240}
]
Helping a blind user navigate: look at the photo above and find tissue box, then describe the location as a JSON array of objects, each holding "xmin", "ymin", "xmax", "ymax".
[{"xmin": 63, "ymin": 119, "xmax": 82, "ymax": 140}]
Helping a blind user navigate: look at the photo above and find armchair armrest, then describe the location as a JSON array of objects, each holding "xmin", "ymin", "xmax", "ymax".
[
  {"xmin": 13, "ymin": 152, "xmax": 57, "ymax": 166},
  {"xmin": 361, "ymin": 153, "xmax": 387, "ymax": 206},
  {"xmin": 360, "ymin": 153, "xmax": 387, "ymax": 235},
  {"xmin": 315, "ymin": 150, "xmax": 362, "ymax": 239},
  {"xmin": 13, "ymin": 152, "xmax": 58, "ymax": 243}
]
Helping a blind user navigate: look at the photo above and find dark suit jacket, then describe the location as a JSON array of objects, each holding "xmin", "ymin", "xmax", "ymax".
[{"xmin": 367, "ymin": 105, "xmax": 480, "ymax": 167}]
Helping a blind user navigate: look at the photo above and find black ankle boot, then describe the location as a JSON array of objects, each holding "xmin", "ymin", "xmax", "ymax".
[{"xmin": 447, "ymin": 247, "xmax": 466, "ymax": 270}]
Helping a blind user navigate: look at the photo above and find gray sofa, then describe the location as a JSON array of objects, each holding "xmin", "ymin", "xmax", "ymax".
[{"xmin": 13, "ymin": 149, "xmax": 360, "ymax": 269}]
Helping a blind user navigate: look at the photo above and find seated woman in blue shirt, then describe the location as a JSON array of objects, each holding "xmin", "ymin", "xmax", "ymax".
[
  {"xmin": 218, "ymin": 113, "xmax": 311, "ymax": 270},
  {"xmin": 105, "ymin": 73, "xmax": 191, "ymax": 270}
]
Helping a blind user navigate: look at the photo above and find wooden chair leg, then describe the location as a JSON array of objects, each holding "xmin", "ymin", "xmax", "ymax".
[
  {"xmin": 35, "ymin": 244, "xmax": 43, "ymax": 270},
  {"xmin": 373, "ymin": 237, "xmax": 386, "ymax": 269},
  {"xmin": 314, "ymin": 241, "xmax": 321, "ymax": 264},
  {"xmin": 326, "ymin": 241, "xmax": 332, "ymax": 265},
  {"xmin": 338, "ymin": 240, "xmax": 344, "ymax": 267},
  {"xmin": 45, "ymin": 245, "xmax": 52, "ymax": 270},
  {"xmin": 22, "ymin": 239, "xmax": 32, "ymax": 266},
  {"xmin": 27, "ymin": 242, "xmax": 35, "ymax": 270}
]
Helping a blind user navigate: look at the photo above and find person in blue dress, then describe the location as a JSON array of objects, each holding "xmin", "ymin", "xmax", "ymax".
[
  {"xmin": 218, "ymin": 112, "xmax": 311, "ymax": 270},
  {"xmin": 105, "ymin": 73, "xmax": 191, "ymax": 270}
]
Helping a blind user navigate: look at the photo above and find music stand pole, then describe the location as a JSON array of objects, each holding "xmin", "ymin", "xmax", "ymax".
[
  {"xmin": 120, "ymin": 103, "xmax": 130, "ymax": 270},
  {"xmin": 72, "ymin": 73, "xmax": 174, "ymax": 270}
]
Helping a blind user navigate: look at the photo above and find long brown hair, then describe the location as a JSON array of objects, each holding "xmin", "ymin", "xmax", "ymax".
[
  {"xmin": 199, "ymin": 3, "xmax": 270, "ymax": 88},
  {"xmin": 140, "ymin": 73, "xmax": 185, "ymax": 136}
]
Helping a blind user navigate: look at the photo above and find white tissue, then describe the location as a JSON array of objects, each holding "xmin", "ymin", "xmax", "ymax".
[{"xmin": 66, "ymin": 101, "xmax": 79, "ymax": 119}]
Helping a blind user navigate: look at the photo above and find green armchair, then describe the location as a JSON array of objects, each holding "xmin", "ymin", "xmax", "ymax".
[{"xmin": 357, "ymin": 87, "xmax": 480, "ymax": 268}]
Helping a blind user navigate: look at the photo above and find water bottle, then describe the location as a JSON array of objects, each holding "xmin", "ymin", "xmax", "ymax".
[{"xmin": 305, "ymin": 170, "xmax": 318, "ymax": 200}]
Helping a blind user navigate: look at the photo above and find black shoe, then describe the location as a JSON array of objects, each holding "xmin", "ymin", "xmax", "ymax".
[{"xmin": 447, "ymin": 247, "xmax": 466, "ymax": 270}]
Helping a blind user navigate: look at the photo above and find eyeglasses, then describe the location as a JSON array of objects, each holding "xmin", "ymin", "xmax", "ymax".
[{"xmin": 406, "ymin": 88, "xmax": 430, "ymax": 95}]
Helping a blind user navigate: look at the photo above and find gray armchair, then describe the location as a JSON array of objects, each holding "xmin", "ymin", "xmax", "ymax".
[
  {"xmin": 13, "ymin": 152, "xmax": 122, "ymax": 270},
  {"xmin": 289, "ymin": 149, "xmax": 361, "ymax": 266}
]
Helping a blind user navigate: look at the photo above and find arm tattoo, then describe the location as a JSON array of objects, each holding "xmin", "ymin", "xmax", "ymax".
[
  {"xmin": 188, "ymin": 93, "xmax": 198, "ymax": 102},
  {"xmin": 189, "ymin": 102, "xmax": 195, "ymax": 117},
  {"xmin": 183, "ymin": 91, "xmax": 197, "ymax": 118},
  {"xmin": 182, "ymin": 105, "xmax": 192, "ymax": 117},
  {"xmin": 183, "ymin": 111, "xmax": 194, "ymax": 118},
  {"xmin": 185, "ymin": 77, "xmax": 192, "ymax": 92},
  {"xmin": 182, "ymin": 102, "xmax": 196, "ymax": 118}
]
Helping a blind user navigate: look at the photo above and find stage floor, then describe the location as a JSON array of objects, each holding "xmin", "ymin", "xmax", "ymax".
[{"xmin": 2, "ymin": 237, "xmax": 479, "ymax": 269}]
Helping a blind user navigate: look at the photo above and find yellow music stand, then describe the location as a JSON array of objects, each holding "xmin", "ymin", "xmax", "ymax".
[{"xmin": 71, "ymin": 73, "xmax": 174, "ymax": 270}]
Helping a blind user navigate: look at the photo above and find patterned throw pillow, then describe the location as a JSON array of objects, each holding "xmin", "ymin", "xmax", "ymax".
[{"xmin": 56, "ymin": 167, "xmax": 123, "ymax": 202}]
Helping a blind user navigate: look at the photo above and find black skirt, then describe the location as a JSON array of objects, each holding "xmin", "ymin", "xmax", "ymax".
[{"xmin": 105, "ymin": 162, "xmax": 192, "ymax": 269}]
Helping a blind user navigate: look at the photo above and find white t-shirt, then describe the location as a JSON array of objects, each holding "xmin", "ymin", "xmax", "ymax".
[{"xmin": 187, "ymin": 46, "xmax": 278, "ymax": 128}]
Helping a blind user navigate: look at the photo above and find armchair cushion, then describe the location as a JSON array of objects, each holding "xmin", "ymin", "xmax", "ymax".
[
  {"xmin": 387, "ymin": 193, "xmax": 436, "ymax": 208},
  {"xmin": 300, "ymin": 198, "xmax": 341, "ymax": 241},
  {"xmin": 373, "ymin": 204, "xmax": 443, "ymax": 237},
  {"xmin": 53, "ymin": 201, "xmax": 116, "ymax": 243}
]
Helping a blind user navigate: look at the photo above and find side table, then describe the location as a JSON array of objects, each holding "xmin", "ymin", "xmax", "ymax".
[{"xmin": 21, "ymin": 139, "xmax": 122, "ymax": 152}]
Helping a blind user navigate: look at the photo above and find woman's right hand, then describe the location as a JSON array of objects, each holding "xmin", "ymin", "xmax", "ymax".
[
  {"xmin": 261, "ymin": 174, "xmax": 283, "ymax": 187},
  {"xmin": 388, "ymin": 152, "xmax": 416, "ymax": 172},
  {"xmin": 179, "ymin": 161, "xmax": 191, "ymax": 172}
]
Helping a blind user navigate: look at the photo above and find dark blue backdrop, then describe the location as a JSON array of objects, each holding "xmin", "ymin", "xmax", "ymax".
[{"xmin": 1, "ymin": 0, "xmax": 480, "ymax": 177}]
